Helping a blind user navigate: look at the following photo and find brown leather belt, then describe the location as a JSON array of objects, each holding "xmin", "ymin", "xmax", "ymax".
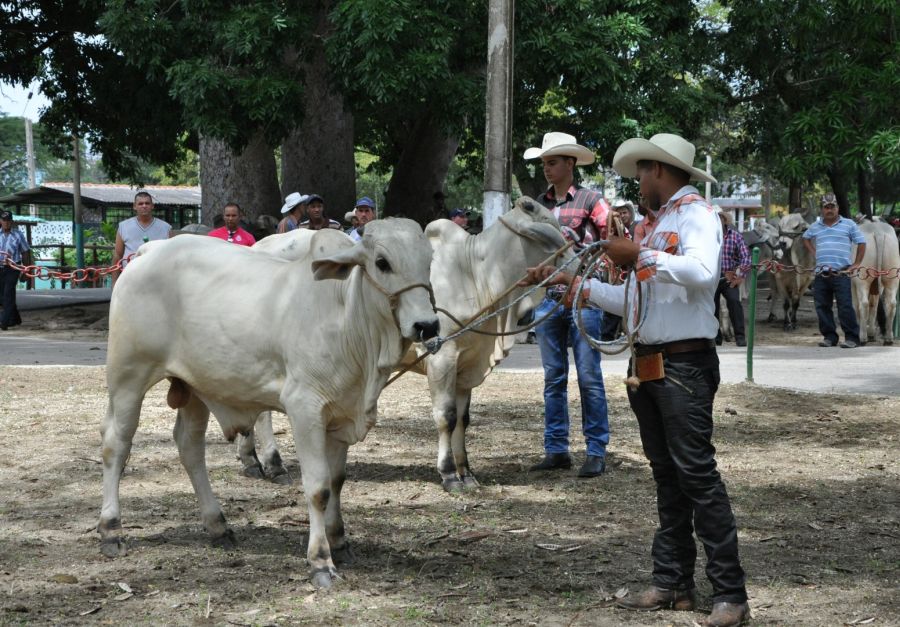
[{"xmin": 634, "ymin": 339, "xmax": 716, "ymax": 357}]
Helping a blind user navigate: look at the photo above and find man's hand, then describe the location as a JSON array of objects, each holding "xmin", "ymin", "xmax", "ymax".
[
  {"xmin": 728, "ymin": 276, "xmax": 744, "ymax": 288},
  {"xmin": 518, "ymin": 265, "xmax": 573, "ymax": 287},
  {"xmin": 847, "ymin": 263, "xmax": 861, "ymax": 274},
  {"xmin": 602, "ymin": 237, "xmax": 641, "ymax": 266}
]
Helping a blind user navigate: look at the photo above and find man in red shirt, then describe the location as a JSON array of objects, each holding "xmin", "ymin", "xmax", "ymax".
[{"xmin": 208, "ymin": 203, "xmax": 256, "ymax": 246}]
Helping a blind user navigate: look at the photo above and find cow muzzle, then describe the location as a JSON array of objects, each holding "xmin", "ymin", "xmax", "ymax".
[{"xmin": 414, "ymin": 319, "xmax": 440, "ymax": 342}]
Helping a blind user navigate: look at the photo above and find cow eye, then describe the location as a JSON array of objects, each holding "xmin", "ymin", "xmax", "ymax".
[{"xmin": 375, "ymin": 256, "xmax": 392, "ymax": 273}]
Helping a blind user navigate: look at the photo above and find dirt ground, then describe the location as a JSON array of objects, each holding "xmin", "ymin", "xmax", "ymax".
[{"xmin": 1, "ymin": 294, "xmax": 898, "ymax": 626}]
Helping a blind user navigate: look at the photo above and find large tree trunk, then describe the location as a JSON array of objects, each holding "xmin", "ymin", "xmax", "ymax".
[
  {"xmin": 857, "ymin": 165, "xmax": 873, "ymax": 218},
  {"xmin": 513, "ymin": 159, "xmax": 545, "ymax": 200},
  {"xmin": 199, "ymin": 131, "xmax": 280, "ymax": 226},
  {"xmin": 281, "ymin": 3, "xmax": 355, "ymax": 222},
  {"xmin": 383, "ymin": 110, "xmax": 459, "ymax": 225},
  {"xmin": 788, "ymin": 179, "xmax": 802, "ymax": 211},
  {"xmin": 826, "ymin": 163, "xmax": 851, "ymax": 218}
]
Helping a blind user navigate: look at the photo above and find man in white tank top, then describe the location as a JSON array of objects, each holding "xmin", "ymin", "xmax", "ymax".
[{"xmin": 113, "ymin": 191, "xmax": 172, "ymax": 279}]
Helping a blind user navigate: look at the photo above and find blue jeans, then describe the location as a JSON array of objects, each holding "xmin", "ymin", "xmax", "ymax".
[
  {"xmin": 813, "ymin": 274, "xmax": 859, "ymax": 344},
  {"xmin": 534, "ymin": 298, "xmax": 609, "ymax": 457}
]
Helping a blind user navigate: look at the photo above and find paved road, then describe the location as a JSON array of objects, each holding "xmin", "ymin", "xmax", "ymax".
[{"xmin": 3, "ymin": 288, "xmax": 897, "ymax": 395}]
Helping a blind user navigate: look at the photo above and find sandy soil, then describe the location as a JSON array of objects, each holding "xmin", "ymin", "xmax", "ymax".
[{"xmin": 1, "ymin": 294, "xmax": 898, "ymax": 626}]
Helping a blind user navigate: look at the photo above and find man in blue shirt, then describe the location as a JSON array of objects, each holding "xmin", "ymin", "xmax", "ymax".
[
  {"xmin": 0, "ymin": 210, "xmax": 33, "ymax": 330},
  {"xmin": 802, "ymin": 194, "xmax": 866, "ymax": 348}
]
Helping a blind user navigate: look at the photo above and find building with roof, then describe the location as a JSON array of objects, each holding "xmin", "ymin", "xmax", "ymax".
[{"xmin": 0, "ymin": 183, "xmax": 200, "ymax": 228}]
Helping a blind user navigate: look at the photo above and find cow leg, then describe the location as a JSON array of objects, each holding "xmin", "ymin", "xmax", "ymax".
[
  {"xmin": 236, "ymin": 423, "xmax": 266, "ymax": 480},
  {"xmin": 782, "ymin": 293, "xmax": 793, "ymax": 331},
  {"xmin": 172, "ymin": 394, "xmax": 235, "ymax": 549},
  {"xmin": 427, "ymin": 356, "xmax": 464, "ymax": 493},
  {"xmin": 255, "ymin": 411, "xmax": 290, "ymax": 483},
  {"xmin": 291, "ymin": 418, "xmax": 338, "ymax": 588},
  {"xmin": 98, "ymin": 388, "xmax": 145, "ymax": 558},
  {"xmin": 324, "ymin": 435, "xmax": 352, "ymax": 564},
  {"xmin": 882, "ymin": 282, "xmax": 898, "ymax": 345},
  {"xmin": 451, "ymin": 391, "xmax": 479, "ymax": 490}
]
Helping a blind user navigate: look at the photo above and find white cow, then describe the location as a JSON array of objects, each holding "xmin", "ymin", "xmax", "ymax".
[
  {"xmin": 772, "ymin": 213, "xmax": 815, "ymax": 331},
  {"xmin": 852, "ymin": 219, "xmax": 900, "ymax": 345},
  {"xmin": 98, "ymin": 219, "xmax": 438, "ymax": 589},
  {"xmin": 246, "ymin": 199, "xmax": 570, "ymax": 492}
]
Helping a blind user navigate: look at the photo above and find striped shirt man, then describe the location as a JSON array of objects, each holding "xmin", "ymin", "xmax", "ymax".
[
  {"xmin": 802, "ymin": 217, "xmax": 865, "ymax": 271},
  {"xmin": 721, "ymin": 225, "xmax": 751, "ymax": 277}
]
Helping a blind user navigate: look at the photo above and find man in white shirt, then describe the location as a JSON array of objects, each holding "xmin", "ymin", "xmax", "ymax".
[
  {"xmin": 522, "ymin": 134, "xmax": 749, "ymax": 627},
  {"xmin": 113, "ymin": 192, "xmax": 172, "ymax": 278}
]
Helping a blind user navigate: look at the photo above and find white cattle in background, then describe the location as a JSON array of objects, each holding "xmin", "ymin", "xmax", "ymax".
[
  {"xmin": 772, "ymin": 213, "xmax": 815, "ymax": 331},
  {"xmin": 852, "ymin": 219, "xmax": 900, "ymax": 345},
  {"xmin": 98, "ymin": 220, "xmax": 438, "ymax": 589}
]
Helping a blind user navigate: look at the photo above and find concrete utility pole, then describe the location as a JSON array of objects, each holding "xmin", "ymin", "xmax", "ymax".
[
  {"xmin": 24, "ymin": 119, "xmax": 37, "ymax": 217},
  {"xmin": 482, "ymin": 0, "xmax": 514, "ymax": 229},
  {"xmin": 73, "ymin": 136, "xmax": 85, "ymax": 271}
]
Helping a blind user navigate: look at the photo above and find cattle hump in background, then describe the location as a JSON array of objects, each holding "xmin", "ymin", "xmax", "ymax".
[{"xmin": 98, "ymin": 219, "xmax": 439, "ymax": 589}]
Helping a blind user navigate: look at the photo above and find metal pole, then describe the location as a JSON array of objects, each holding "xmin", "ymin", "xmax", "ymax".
[
  {"xmin": 705, "ymin": 155, "xmax": 712, "ymax": 201},
  {"xmin": 482, "ymin": 0, "xmax": 514, "ymax": 229},
  {"xmin": 25, "ymin": 119, "xmax": 37, "ymax": 218},
  {"xmin": 746, "ymin": 247, "xmax": 760, "ymax": 382},
  {"xmin": 73, "ymin": 136, "xmax": 85, "ymax": 272},
  {"xmin": 894, "ymin": 284, "xmax": 900, "ymax": 339}
]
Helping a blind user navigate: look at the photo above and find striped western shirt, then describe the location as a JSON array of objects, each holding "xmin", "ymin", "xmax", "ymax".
[
  {"xmin": 0, "ymin": 227, "xmax": 30, "ymax": 264},
  {"xmin": 802, "ymin": 217, "xmax": 865, "ymax": 271}
]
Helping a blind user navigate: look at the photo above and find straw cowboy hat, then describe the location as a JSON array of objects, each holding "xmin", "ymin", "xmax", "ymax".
[
  {"xmin": 612, "ymin": 133, "xmax": 716, "ymax": 184},
  {"xmin": 280, "ymin": 192, "xmax": 310, "ymax": 214},
  {"xmin": 523, "ymin": 132, "xmax": 595, "ymax": 166}
]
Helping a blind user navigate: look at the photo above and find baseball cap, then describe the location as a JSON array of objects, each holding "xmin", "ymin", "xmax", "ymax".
[
  {"xmin": 355, "ymin": 196, "xmax": 375, "ymax": 209},
  {"xmin": 306, "ymin": 194, "xmax": 324, "ymax": 204},
  {"xmin": 0, "ymin": 210, "xmax": 12, "ymax": 220},
  {"xmin": 821, "ymin": 193, "xmax": 837, "ymax": 206},
  {"xmin": 449, "ymin": 208, "xmax": 469, "ymax": 219}
]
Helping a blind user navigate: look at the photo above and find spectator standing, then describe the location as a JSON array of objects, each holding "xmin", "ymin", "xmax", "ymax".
[
  {"xmin": 344, "ymin": 211, "xmax": 359, "ymax": 233},
  {"xmin": 600, "ymin": 199, "xmax": 636, "ymax": 340},
  {"xmin": 0, "ymin": 210, "xmax": 32, "ymax": 330},
  {"xmin": 613, "ymin": 199, "xmax": 636, "ymax": 236},
  {"xmin": 208, "ymin": 203, "xmax": 256, "ymax": 246},
  {"xmin": 715, "ymin": 210, "xmax": 751, "ymax": 347},
  {"xmin": 449, "ymin": 208, "xmax": 470, "ymax": 230},
  {"xmin": 299, "ymin": 195, "xmax": 341, "ymax": 230},
  {"xmin": 523, "ymin": 131, "xmax": 611, "ymax": 479},
  {"xmin": 632, "ymin": 203, "xmax": 655, "ymax": 241},
  {"xmin": 277, "ymin": 192, "xmax": 309, "ymax": 234},
  {"xmin": 802, "ymin": 193, "xmax": 866, "ymax": 348},
  {"xmin": 349, "ymin": 196, "xmax": 377, "ymax": 242},
  {"xmin": 522, "ymin": 133, "xmax": 750, "ymax": 626},
  {"xmin": 113, "ymin": 191, "xmax": 171, "ymax": 276}
]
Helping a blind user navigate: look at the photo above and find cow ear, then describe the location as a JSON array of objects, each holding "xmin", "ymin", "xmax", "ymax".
[
  {"xmin": 311, "ymin": 243, "xmax": 368, "ymax": 280},
  {"xmin": 521, "ymin": 223, "xmax": 567, "ymax": 254}
]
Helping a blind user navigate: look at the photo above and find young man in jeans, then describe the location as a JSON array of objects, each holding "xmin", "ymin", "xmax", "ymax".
[
  {"xmin": 802, "ymin": 193, "xmax": 866, "ymax": 348},
  {"xmin": 523, "ymin": 132, "xmax": 611, "ymax": 478}
]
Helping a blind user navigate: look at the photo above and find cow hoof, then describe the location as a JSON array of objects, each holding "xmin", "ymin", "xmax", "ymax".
[
  {"xmin": 462, "ymin": 475, "xmax": 481, "ymax": 490},
  {"xmin": 331, "ymin": 543, "xmax": 356, "ymax": 565},
  {"xmin": 311, "ymin": 569, "xmax": 335, "ymax": 590},
  {"xmin": 270, "ymin": 471, "xmax": 293, "ymax": 485},
  {"xmin": 241, "ymin": 464, "xmax": 266, "ymax": 480},
  {"xmin": 767, "ymin": 313, "xmax": 776, "ymax": 323},
  {"xmin": 441, "ymin": 477, "xmax": 465, "ymax": 493},
  {"xmin": 211, "ymin": 529, "xmax": 237, "ymax": 550},
  {"xmin": 100, "ymin": 537, "xmax": 127, "ymax": 558},
  {"xmin": 884, "ymin": 340, "xmax": 893, "ymax": 346}
]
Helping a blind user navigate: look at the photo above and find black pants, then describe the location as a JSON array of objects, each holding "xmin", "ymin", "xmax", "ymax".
[
  {"xmin": 0, "ymin": 267, "xmax": 23, "ymax": 327},
  {"xmin": 627, "ymin": 349, "xmax": 747, "ymax": 603},
  {"xmin": 714, "ymin": 277, "xmax": 745, "ymax": 343}
]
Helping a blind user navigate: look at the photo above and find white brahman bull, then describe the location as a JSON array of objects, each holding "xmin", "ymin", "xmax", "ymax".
[
  {"xmin": 98, "ymin": 219, "xmax": 438, "ymax": 589},
  {"xmin": 852, "ymin": 219, "xmax": 900, "ymax": 345},
  {"xmin": 772, "ymin": 213, "xmax": 815, "ymax": 331},
  {"xmin": 245, "ymin": 199, "xmax": 570, "ymax": 492}
]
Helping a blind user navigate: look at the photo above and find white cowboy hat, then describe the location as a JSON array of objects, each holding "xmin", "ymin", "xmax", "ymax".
[
  {"xmin": 612, "ymin": 133, "xmax": 716, "ymax": 184},
  {"xmin": 523, "ymin": 132, "xmax": 595, "ymax": 166},
  {"xmin": 280, "ymin": 192, "xmax": 310, "ymax": 214}
]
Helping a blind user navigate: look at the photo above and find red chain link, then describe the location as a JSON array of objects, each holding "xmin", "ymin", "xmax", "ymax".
[
  {"xmin": 1, "ymin": 252, "xmax": 135, "ymax": 283},
  {"xmin": 754, "ymin": 259, "xmax": 900, "ymax": 279}
]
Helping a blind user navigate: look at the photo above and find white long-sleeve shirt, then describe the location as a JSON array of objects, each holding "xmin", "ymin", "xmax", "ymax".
[{"xmin": 585, "ymin": 186, "xmax": 722, "ymax": 344}]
